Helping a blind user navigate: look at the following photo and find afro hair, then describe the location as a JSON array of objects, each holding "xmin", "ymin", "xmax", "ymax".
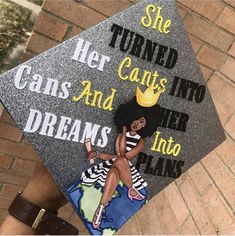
[{"xmin": 113, "ymin": 96, "xmax": 162, "ymax": 138}]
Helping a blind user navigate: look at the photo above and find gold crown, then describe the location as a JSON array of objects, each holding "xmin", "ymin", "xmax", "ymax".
[{"xmin": 136, "ymin": 84, "xmax": 163, "ymax": 107}]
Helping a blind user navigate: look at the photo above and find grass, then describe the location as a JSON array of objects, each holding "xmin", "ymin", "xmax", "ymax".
[{"xmin": 0, "ymin": 0, "xmax": 31, "ymax": 69}]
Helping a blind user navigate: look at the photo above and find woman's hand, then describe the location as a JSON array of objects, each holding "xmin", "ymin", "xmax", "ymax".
[
  {"xmin": 122, "ymin": 126, "xmax": 127, "ymax": 134},
  {"xmin": 87, "ymin": 150, "xmax": 97, "ymax": 160}
]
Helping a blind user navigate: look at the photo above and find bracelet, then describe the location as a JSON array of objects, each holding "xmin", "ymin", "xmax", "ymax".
[
  {"xmin": 94, "ymin": 151, "xmax": 99, "ymax": 159},
  {"xmin": 8, "ymin": 192, "xmax": 79, "ymax": 235}
]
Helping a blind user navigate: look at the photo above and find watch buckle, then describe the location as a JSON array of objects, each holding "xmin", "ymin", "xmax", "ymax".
[{"xmin": 32, "ymin": 208, "xmax": 46, "ymax": 230}]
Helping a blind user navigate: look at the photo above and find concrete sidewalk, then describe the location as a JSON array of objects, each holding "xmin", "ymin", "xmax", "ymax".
[
  {"xmin": 9, "ymin": 0, "xmax": 41, "ymax": 22},
  {"xmin": 9, "ymin": 0, "xmax": 41, "ymax": 14}
]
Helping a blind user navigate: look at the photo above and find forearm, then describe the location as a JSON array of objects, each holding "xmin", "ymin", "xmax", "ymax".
[
  {"xmin": 119, "ymin": 129, "xmax": 127, "ymax": 156},
  {"xmin": 0, "ymin": 215, "xmax": 35, "ymax": 235},
  {"xmin": 124, "ymin": 154, "xmax": 133, "ymax": 160},
  {"xmin": 124, "ymin": 139, "xmax": 145, "ymax": 160},
  {"xmin": 0, "ymin": 160, "xmax": 67, "ymax": 235},
  {"xmin": 98, "ymin": 153, "xmax": 116, "ymax": 160}
]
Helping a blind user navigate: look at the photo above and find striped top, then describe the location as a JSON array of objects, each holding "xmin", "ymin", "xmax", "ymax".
[
  {"xmin": 126, "ymin": 132, "xmax": 141, "ymax": 151},
  {"xmin": 80, "ymin": 132, "xmax": 147, "ymax": 191}
]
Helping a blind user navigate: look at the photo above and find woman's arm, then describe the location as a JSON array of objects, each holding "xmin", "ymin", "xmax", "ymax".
[
  {"xmin": 98, "ymin": 153, "xmax": 116, "ymax": 160},
  {"xmin": 119, "ymin": 126, "xmax": 127, "ymax": 156},
  {"xmin": 87, "ymin": 134, "xmax": 122, "ymax": 161},
  {"xmin": 115, "ymin": 133, "xmax": 121, "ymax": 156},
  {"xmin": 87, "ymin": 151, "xmax": 116, "ymax": 161},
  {"xmin": 125, "ymin": 138, "xmax": 145, "ymax": 160}
]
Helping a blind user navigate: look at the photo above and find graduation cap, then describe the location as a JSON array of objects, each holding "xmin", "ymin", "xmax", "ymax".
[{"xmin": 0, "ymin": 0, "xmax": 225, "ymax": 234}]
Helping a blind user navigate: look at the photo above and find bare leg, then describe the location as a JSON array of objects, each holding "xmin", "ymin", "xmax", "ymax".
[
  {"xmin": 100, "ymin": 166, "xmax": 120, "ymax": 205},
  {"xmin": 92, "ymin": 166, "xmax": 120, "ymax": 228},
  {"xmin": 113, "ymin": 157, "xmax": 139, "ymax": 196},
  {"xmin": 113, "ymin": 156, "xmax": 132, "ymax": 188},
  {"xmin": 0, "ymin": 160, "xmax": 67, "ymax": 235}
]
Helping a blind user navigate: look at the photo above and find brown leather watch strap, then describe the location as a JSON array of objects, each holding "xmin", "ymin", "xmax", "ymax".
[{"xmin": 8, "ymin": 192, "xmax": 79, "ymax": 235}]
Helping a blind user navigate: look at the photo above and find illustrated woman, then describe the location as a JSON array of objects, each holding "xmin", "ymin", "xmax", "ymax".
[{"xmin": 81, "ymin": 85, "xmax": 163, "ymax": 229}]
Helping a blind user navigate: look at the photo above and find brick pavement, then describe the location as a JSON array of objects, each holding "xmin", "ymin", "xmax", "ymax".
[{"xmin": 0, "ymin": 0, "xmax": 234, "ymax": 234}]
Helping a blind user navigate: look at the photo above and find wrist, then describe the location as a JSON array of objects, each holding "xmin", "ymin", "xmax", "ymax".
[
  {"xmin": 21, "ymin": 181, "xmax": 67, "ymax": 211},
  {"xmin": 7, "ymin": 192, "xmax": 78, "ymax": 235}
]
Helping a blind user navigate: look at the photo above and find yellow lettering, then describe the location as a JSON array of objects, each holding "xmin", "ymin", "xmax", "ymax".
[
  {"xmin": 163, "ymin": 19, "xmax": 171, "ymax": 34},
  {"xmin": 72, "ymin": 81, "xmax": 116, "ymax": 112},
  {"xmin": 152, "ymin": 7, "xmax": 163, "ymax": 32},
  {"xmin": 140, "ymin": 70, "xmax": 151, "ymax": 86},
  {"xmin": 118, "ymin": 56, "xmax": 168, "ymax": 92},
  {"xmin": 118, "ymin": 57, "xmax": 131, "ymax": 80},
  {"xmin": 129, "ymin": 68, "xmax": 140, "ymax": 82},
  {"xmin": 172, "ymin": 144, "xmax": 181, "ymax": 157},
  {"xmin": 151, "ymin": 71, "xmax": 160, "ymax": 89},
  {"xmin": 151, "ymin": 131, "xmax": 181, "ymax": 157},
  {"xmin": 91, "ymin": 91, "xmax": 103, "ymax": 108},
  {"xmin": 166, "ymin": 136, "xmax": 174, "ymax": 155},
  {"xmin": 140, "ymin": 4, "xmax": 171, "ymax": 34},
  {"xmin": 72, "ymin": 80, "xmax": 92, "ymax": 105},
  {"xmin": 140, "ymin": 4, "xmax": 155, "ymax": 28},
  {"xmin": 159, "ymin": 78, "xmax": 167, "ymax": 93},
  {"xmin": 157, "ymin": 139, "xmax": 167, "ymax": 154},
  {"xmin": 151, "ymin": 131, "xmax": 160, "ymax": 151},
  {"xmin": 103, "ymin": 89, "xmax": 117, "ymax": 111}
]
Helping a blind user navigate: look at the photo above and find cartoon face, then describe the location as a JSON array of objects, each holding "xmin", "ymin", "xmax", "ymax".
[{"xmin": 130, "ymin": 116, "xmax": 146, "ymax": 132}]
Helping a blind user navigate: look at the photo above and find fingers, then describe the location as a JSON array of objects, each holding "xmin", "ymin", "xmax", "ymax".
[{"xmin": 87, "ymin": 151, "xmax": 97, "ymax": 160}]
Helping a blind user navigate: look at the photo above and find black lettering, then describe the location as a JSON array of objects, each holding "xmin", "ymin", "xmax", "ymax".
[
  {"xmin": 168, "ymin": 111, "xmax": 180, "ymax": 130},
  {"xmin": 175, "ymin": 160, "xmax": 184, "ymax": 178},
  {"xmin": 195, "ymin": 85, "xmax": 206, "ymax": 103},
  {"xmin": 109, "ymin": 25, "xmax": 179, "ymax": 68},
  {"xmin": 153, "ymin": 157, "xmax": 164, "ymax": 176},
  {"xmin": 188, "ymin": 81, "xmax": 198, "ymax": 101},
  {"xmin": 165, "ymin": 48, "xmax": 178, "ymax": 69},
  {"xmin": 144, "ymin": 155, "xmax": 154, "ymax": 174},
  {"xmin": 163, "ymin": 159, "xmax": 177, "ymax": 177},
  {"xmin": 109, "ymin": 24, "xmax": 123, "ymax": 48},
  {"xmin": 169, "ymin": 76, "xmax": 179, "ymax": 96},
  {"xmin": 142, "ymin": 39, "xmax": 158, "ymax": 62},
  {"xmin": 176, "ymin": 78, "xmax": 189, "ymax": 99},
  {"xmin": 120, "ymin": 29, "xmax": 134, "ymax": 52},
  {"xmin": 135, "ymin": 152, "xmax": 148, "ymax": 171},
  {"xmin": 177, "ymin": 113, "xmax": 189, "ymax": 132},
  {"xmin": 129, "ymin": 33, "xmax": 145, "ymax": 58},
  {"xmin": 160, "ymin": 108, "xmax": 171, "ymax": 128},
  {"xmin": 154, "ymin": 44, "xmax": 168, "ymax": 66},
  {"xmin": 159, "ymin": 107, "xmax": 189, "ymax": 132}
]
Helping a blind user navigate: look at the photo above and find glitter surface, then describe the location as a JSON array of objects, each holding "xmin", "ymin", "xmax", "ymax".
[{"xmin": 0, "ymin": 0, "xmax": 225, "ymax": 200}]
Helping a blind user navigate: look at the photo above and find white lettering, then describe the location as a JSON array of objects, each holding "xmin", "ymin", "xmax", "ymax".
[
  {"xmin": 54, "ymin": 116, "xmax": 72, "ymax": 140},
  {"xmin": 39, "ymin": 112, "xmax": 57, "ymax": 137},
  {"xmin": 97, "ymin": 127, "xmax": 111, "ymax": 147},
  {"xmin": 23, "ymin": 109, "xmax": 42, "ymax": 133},
  {"xmin": 14, "ymin": 65, "xmax": 31, "ymax": 89}
]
